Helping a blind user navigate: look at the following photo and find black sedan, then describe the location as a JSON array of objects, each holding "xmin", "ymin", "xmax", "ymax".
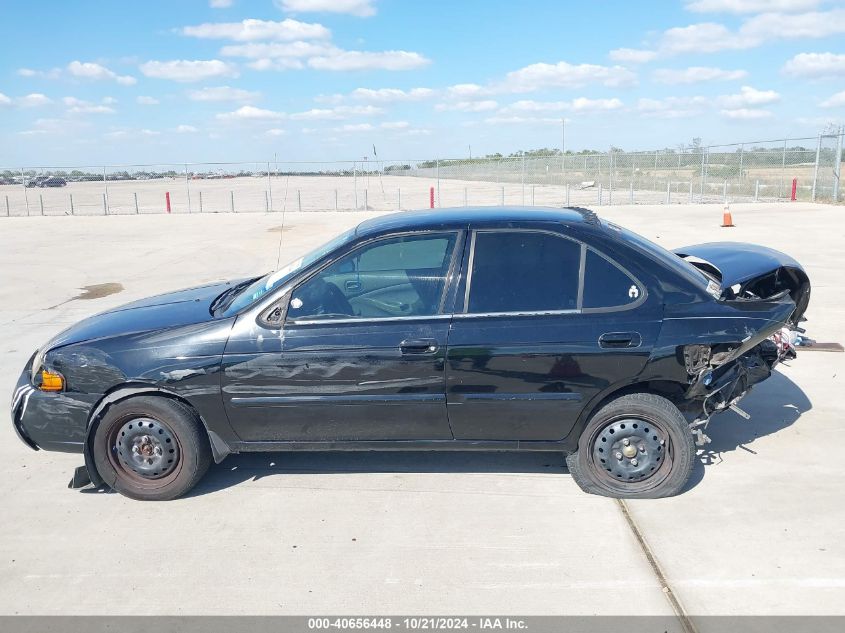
[{"xmin": 11, "ymin": 207, "xmax": 810, "ymax": 500}]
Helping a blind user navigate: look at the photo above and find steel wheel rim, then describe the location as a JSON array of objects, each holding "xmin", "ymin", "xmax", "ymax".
[
  {"xmin": 589, "ymin": 415, "xmax": 673, "ymax": 489},
  {"xmin": 109, "ymin": 416, "xmax": 180, "ymax": 481}
]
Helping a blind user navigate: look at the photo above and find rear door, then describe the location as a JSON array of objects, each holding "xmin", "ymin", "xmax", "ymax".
[{"xmin": 445, "ymin": 228, "xmax": 661, "ymax": 441}]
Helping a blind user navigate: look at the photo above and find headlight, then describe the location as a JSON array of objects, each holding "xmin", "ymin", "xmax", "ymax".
[{"xmin": 30, "ymin": 348, "xmax": 64, "ymax": 392}]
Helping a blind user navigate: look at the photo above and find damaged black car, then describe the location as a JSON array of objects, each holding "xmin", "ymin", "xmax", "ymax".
[{"xmin": 11, "ymin": 207, "xmax": 810, "ymax": 500}]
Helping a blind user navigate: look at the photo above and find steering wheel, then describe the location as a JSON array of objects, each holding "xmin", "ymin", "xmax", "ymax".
[{"xmin": 320, "ymin": 281, "xmax": 354, "ymax": 316}]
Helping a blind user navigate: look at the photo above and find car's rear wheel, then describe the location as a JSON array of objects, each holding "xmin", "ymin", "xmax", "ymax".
[
  {"xmin": 92, "ymin": 396, "xmax": 211, "ymax": 501},
  {"xmin": 566, "ymin": 393, "xmax": 695, "ymax": 499}
]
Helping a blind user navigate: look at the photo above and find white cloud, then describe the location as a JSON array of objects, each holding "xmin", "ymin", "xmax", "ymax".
[
  {"xmin": 0, "ymin": 93, "xmax": 11, "ymax": 106},
  {"xmin": 685, "ymin": 0, "xmax": 820, "ymax": 13},
  {"xmin": 247, "ymin": 58, "xmax": 305, "ymax": 71},
  {"xmin": 660, "ymin": 22, "xmax": 748, "ymax": 54},
  {"xmin": 820, "ymin": 90, "xmax": 845, "ymax": 108},
  {"xmin": 308, "ymin": 50, "xmax": 430, "ymax": 71},
  {"xmin": 220, "ymin": 41, "xmax": 336, "ymax": 59},
  {"xmin": 637, "ymin": 96, "xmax": 709, "ymax": 118},
  {"xmin": 182, "ymin": 18, "xmax": 329, "ymax": 41},
  {"xmin": 18, "ymin": 93, "xmax": 52, "ymax": 107},
  {"xmin": 187, "ymin": 85, "xmax": 260, "ymax": 102},
  {"xmin": 276, "ymin": 0, "xmax": 376, "ymax": 17},
  {"xmin": 347, "ymin": 87, "xmax": 434, "ymax": 102},
  {"xmin": 209, "ymin": 0, "xmax": 233, "ymax": 7},
  {"xmin": 67, "ymin": 61, "xmax": 136, "ymax": 85},
  {"xmin": 337, "ymin": 123, "xmax": 374, "ymax": 132},
  {"xmin": 17, "ymin": 67, "xmax": 62, "ymax": 79},
  {"xmin": 63, "ymin": 96, "xmax": 115, "ymax": 114},
  {"xmin": 176, "ymin": 124, "xmax": 199, "ymax": 133},
  {"xmin": 505, "ymin": 97, "xmax": 623, "ymax": 112},
  {"xmin": 265, "ymin": 128, "xmax": 286, "ymax": 136},
  {"xmin": 483, "ymin": 115, "xmax": 559, "ymax": 125},
  {"xmin": 782, "ymin": 52, "xmax": 845, "ymax": 78},
  {"xmin": 140, "ymin": 59, "xmax": 238, "ymax": 82},
  {"xmin": 290, "ymin": 104, "xmax": 382, "ymax": 119},
  {"xmin": 720, "ymin": 108, "xmax": 773, "ymax": 120},
  {"xmin": 435, "ymin": 100, "xmax": 498, "ymax": 112},
  {"xmin": 380, "ymin": 120, "xmax": 409, "ymax": 129},
  {"xmin": 717, "ymin": 85, "xmax": 780, "ymax": 107},
  {"xmin": 652, "ymin": 66, "xmax": 748, "ymax": 84},
  {"xmin": 137, "ymin": 96, "xmax": 159, "ymax": 105},
  {"xmin": 500, "ymin": 61, "xmax": 637, "ymax": 92},
  {"xmin": 216, "ymin": 105, "xmax": 286, "ymax": 120},
  {"xmin": 608, "ymin": 48, "xmax": 657, "ymax": 64}
]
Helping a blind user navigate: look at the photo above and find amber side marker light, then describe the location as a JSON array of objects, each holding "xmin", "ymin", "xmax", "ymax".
[{"xmin": 39, "ymin": 370, "xmax": 64, "ymax": 392}]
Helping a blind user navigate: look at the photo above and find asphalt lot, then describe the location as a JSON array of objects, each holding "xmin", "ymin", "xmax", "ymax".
[{"xmin": 1, "ymin": 203, "xmax": 843, "ymax": 619}]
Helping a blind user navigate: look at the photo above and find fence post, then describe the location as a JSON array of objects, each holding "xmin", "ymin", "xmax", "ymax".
[
  {"xmin": 780, "ymin": 139, "xmax": 787, "ymax": 199},
  {"xmin": 531, "ymin": 185, "xmax": 535, "ymax": 206},
  {"xmin": 230, "ymin": 190, "xmax": 234, "ymax": 213},
  {"xmin": 597, "ymin": 183, "xmax": 602, "ymax": 205},
  {"xmin": 103, "ymin": 166, "xmax": 109, "ymax": 214},
  {"xmin": 833, "ymin": 125, "xmax": 844, "ymax": 202},
  {"xmin": 165, "ymin": 191, "xmax": 171, "ymax": 213},
  {"xmin": 723, "ymin": 179, "xmax": 728, "ymax": 203},
  {"xmin": 397, "ymin": 188, "xmax": 401, "ymax": 210},
  {"xmin": 754, "ymin": 180, "xmax": 760, "ymax": 202},
  {"xmin": 134, "ymin": 192, "xmax": 139, "ymax": 214},
  {"xmin": 198, "ymin": 191, "xmax": 203, "ymax": 213},
  {"xmin": 811, "ymin": 133, "xmax": 822, "ymax": 202},
  {"xmin": 39, "ymin": 194, "xmax": 44, "ymax": 215},
  {"xmin": 335, "ymin": 189, "xmax": 338, "ymax": 211},
  {"xmin": 5, "ymin": 195, "xmax": 10, "ymax": 216},
  {"xmin": 500, "ymin": 186, "xmax": 504, "ymax": 206},
  {"xmin": 264, "ymin": 191, "xmax": 269, "ymax": 213},
  {"xmin": 429, "ymin": 187, "xmax": 434, "ymax": 209},
  {"xmin": 791, "ymin": 178, "xmax": 798, "ymax": 201},
  {"xmin": 184, "ymin": 164, "xmax": 191, "ymax": 213},
  {"xmin": 436, "ymin": 159, "xmax": 440, "ymax": 208},
  {"xmin": 565, "ymin": 183, "xmax": 570, "ymax": 206},
  {"xmin": 521, "ymin": 153, "xmax": 525, "ymax": 205},
  {"xmin": 21, "ymin": 168, "xmax": 30, "ymax": 216},
  {"xmin": 297, "ymin": 189, "xmax": 302, "ymax": 212},
  {"xmin": 464, "ymin": 187, "xmax": 468, "ymax": 207},
  {"xmin": 630, "ymin": 181, "xmax": 634, "ymax": 204},
  {"xmin": 688, "ymin": 180, "xmax": 693, "ymax": 203},
  {"xmin": 267, "ymin": 161, "xmax": 273, "ymax": 212},
  {"xmin": 699, "ymin": 150, "xmax": 706, "ymax": 198},
  {"xmin": 665, "ymin": 181, "xmax": 671, "ymax": 205},
  {"xmin": 353, "ymin": 163, "xmax": 358, "ymax": 209}
]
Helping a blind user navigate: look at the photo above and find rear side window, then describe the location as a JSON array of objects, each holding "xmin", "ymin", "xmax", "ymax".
[
  {"xmin": 467, "ymin": 231, "xmax": 581, "ymax": 313},
  {"xmin": 582, "ymin": 249, "xmax": 642, "ymax": 309}
]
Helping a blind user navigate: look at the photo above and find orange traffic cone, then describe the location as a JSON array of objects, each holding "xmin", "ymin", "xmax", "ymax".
[{"xmin": 721, "ymin": 205, "xmax": 735, "ymax": 227}]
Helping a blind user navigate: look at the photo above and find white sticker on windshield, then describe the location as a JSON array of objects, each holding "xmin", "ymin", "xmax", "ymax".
[
  {"xmin": 628, "ymin": 285, "xmax": 640, "ymax": 299},
  {"xmin": 290, "ymin": 297, "xmax": 303, "ymax": 309},
  {"xmin": 264, "ymin": 257, "xmax": 303, "ymax": 290}
]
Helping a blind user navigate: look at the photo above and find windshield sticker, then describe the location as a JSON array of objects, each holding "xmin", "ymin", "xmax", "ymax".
[
  {"xmin": 264, "ymin": 257, "xmax": 304, "ymax": 290},
  {"xmin": 290, "ymin": 297, "xmax": 303, "ymax": 310},
  {"xmin": 706, "ymin": 279, "xmax": 722, "ymax": 299},
  {"xmin": 628, "ymin": 285, "xmax": 639, "ymax": 299}
]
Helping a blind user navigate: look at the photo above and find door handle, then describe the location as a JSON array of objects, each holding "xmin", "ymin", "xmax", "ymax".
[
  {"xmin": 598, "ymin": 332, "xmax": 642, "ymax": 348},
  {"xmin": 399, "ymin": 338, "xmax": 439, "ymax": 354},
  {"xmin": 345, "ymin": 280, "xmax": 362, "ymax": 292}
]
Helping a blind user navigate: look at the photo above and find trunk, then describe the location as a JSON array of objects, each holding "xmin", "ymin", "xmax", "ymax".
[{"xmin": 674, "ymin": 242, "xmax": 811, "ymax": 325}]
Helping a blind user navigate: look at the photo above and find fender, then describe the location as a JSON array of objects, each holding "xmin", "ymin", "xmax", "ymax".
[{"xmin": 84, "ymin": 383, "xmax": 233, "ymax": 487}]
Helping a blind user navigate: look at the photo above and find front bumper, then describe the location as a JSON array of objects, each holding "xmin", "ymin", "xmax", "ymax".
[{"xmin": 11, "ymin": 363, "xmax": 98, "ymax": 454}]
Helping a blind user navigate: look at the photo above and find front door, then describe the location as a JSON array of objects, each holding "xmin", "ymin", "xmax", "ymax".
[
  {"xmin": 445, "ymin": 229, "xmax": 661, "ymax": 441},
  {"xmin": 222, "ymin": 230, "xmax": 463, "ymax": 442}
]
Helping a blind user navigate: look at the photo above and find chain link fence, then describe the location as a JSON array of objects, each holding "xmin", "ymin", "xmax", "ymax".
[{"xmin": 1, "ymin": 132, "xmax": 841, "ymax": 217}]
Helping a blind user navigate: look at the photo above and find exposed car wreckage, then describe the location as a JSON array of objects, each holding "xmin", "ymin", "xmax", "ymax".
[{"xmin": 673, "ymin": 243, "xmax": 811, "ymax": 446}]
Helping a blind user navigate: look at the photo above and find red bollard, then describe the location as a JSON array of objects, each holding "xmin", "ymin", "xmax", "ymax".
[
  {"xmin": 165, "ymin": 191, "xmax": 171, "ymax": 213},
  {"xmin": 429, "ymin": 186, "xmax": 434, "ymax": 209},
  {"xmin": 791, "ymin": 178, "xmax": 797, "ymax": 201}
]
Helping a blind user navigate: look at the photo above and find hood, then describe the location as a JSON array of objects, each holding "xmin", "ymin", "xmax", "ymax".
[
  {"xmin": 45, "ymin": 280, "xmax": 237, "ymax": 350},
  {"xmin": 673, "ymin": 242, "xmax": 810, "ymax": 324}
]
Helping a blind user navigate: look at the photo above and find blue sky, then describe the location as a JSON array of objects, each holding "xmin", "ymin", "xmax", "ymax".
[{"xmin": 1, "ymin": 0, "xmax": 844, "ymax": 166}]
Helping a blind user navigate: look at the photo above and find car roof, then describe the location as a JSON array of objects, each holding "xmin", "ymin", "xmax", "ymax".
[{"xmin": 355, "ymin": 206, "xmax": 601, "ymax": 237}]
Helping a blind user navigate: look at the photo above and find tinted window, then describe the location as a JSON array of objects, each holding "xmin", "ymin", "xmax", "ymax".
[
  {"xmin": 467, "ymin": 231, "xmax": 581, "ymax": 313},
  {"xmin": 583, "ymin": 249, "xmax": 641, "ymax": 309},
  {"xmin": 287, "ymin": 233, "xmax": 457, "ymax": 321}
]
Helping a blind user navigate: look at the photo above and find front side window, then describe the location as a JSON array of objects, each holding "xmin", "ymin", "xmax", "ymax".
[
  {"xmin": 582, "ymin": 249, "xmax": 643, "ymax": 310},
  {"xmin": 467, "ymin": 231, "xmax": 581, "ymax": 313},
  {"xmin": 287, "ymin": 232, "xmax": 457, "ymax": 321}
]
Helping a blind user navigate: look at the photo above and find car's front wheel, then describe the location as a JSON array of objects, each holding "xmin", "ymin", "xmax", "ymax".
[
  {"xmin": 92, "ymin": 396, "xmax": 211, "ymax": 501},
  {"xmin": 566, "ymin": 392, "xmax": 695, "ymax": 498}
]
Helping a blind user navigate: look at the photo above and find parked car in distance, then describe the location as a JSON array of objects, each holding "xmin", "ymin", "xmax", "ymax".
[
  {"xmin": 40, "ymin": 176, "xmax": 67, "ymax": 187},
  {"xmin": 12, "ymin": 207, "xmax": 810, "ymax": 500}
]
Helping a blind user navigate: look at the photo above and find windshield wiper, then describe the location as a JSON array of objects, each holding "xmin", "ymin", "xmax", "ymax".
[{"xmin": 210, "ymin": 278, "xmax": 257, "ymax": 316}]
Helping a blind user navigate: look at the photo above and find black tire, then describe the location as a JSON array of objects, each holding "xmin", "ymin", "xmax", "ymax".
[
  {"xmin": 92, "ymin": 396, "xmax": 211, "ymax": 501},
  {"xmin": 566, "ymin": 393, "xmax": 695, "ymax": 499}
]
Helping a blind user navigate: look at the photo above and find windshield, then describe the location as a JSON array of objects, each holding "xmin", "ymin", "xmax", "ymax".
[{"xmin": 220, "ymin": 228, "xmax": 356, "ymax": 316}]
